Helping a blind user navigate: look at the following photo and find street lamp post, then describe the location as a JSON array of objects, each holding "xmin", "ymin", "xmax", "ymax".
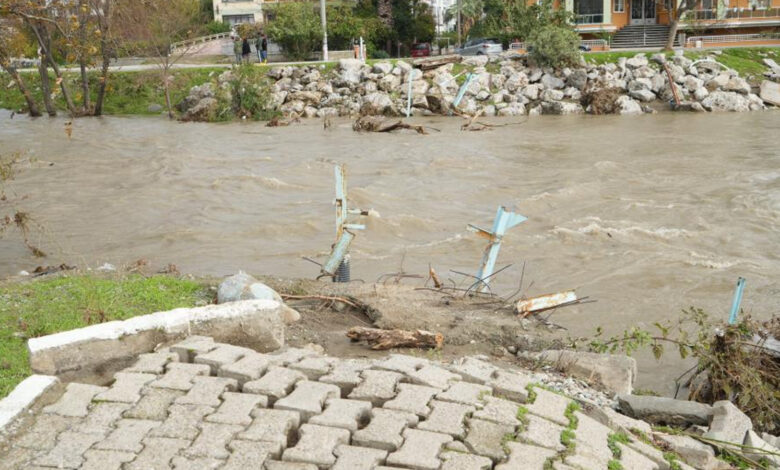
[
  {"xmin": 457, "ymin": 0, "xmax": 461, "ymax": 47},
  {"xmin": 320, "ymin": 0, "xmax": 328, "ymax": 61}
]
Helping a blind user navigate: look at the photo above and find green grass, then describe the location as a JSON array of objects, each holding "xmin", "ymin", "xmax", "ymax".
[{"xmin": 0, "ymin": 274, "xmax": 213, "ymax": 397}]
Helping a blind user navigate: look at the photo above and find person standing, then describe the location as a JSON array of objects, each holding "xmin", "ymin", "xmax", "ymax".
[
  {"xmin": 255, "ymin": 35, "xmax": 263, "ymax": 62},
  {"xmin": 260, "ymin": 34, "xmax": 268, "ymax": 64},
  {"xmin": 241, "ymin": 37, "xmax": 251, "ymax": 64},
  {"xmin": 233, "ymin": 38, "xmax": 242, "ymax": 64}
]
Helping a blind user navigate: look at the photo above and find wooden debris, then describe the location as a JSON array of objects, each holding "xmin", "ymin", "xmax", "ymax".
[
  {"xmin": 346, "ymin": 326, "xmax": 444, "ymax": 350},
  {"xmin": 267, "ymin": 113, "xmax": 300, "ymax": 127},
  {"xmin": 517, "ymin": 290, "xmax": 578, "ymax": 317},
  {"xmin": 412, "ymin": 54, "xmax": 462, "ymax": 71},
  {"xmin": 352, "ymin": 116, "xmax": 433, "ymax": 134},
  {"xmin": 429, "ymin": 266, "xmax": 443, "ymax": 289}
]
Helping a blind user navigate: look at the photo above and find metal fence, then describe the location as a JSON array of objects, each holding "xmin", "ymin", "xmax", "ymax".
[
  {"xmin": 689, "ymin": 7, "xmax": 780, "ymax": 20},
  {"xmin": 575, "ymin": 13, "xmax": 605, "ymax": 24},
  {"xmin": 685, "ymin": 32, "xmax": 780, "ymax": 46},
  {"xmin": 170, "ymin": 32, "xmax": 232, "ymax": 52},
  {"xmin": 509, "ymin": 39, "xmax": 607, "ymax": 50}
]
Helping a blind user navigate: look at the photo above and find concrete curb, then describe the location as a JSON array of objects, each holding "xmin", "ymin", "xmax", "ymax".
[
  {"xmin": 0, "ymin": 375, "xmax": 59, "ymax": 432},
  {"xmin": 27, "ymin": 300, "xmax": 286, "ymax": 379}
]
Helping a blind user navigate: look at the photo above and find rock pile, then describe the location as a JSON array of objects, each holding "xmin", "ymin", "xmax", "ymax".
[{"xmin": 179, "ymin": 53, "xmax": 777, "ymax": 121}]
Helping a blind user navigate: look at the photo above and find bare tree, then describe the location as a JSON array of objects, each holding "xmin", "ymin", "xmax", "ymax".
[
  {"xmin": 0, "ymin": 18, "xmax": 41, "ymax": 117},
  {"xmin": 92, "ymin": 0, "xmax": 114, "ymax": 116},
  {"xmin": 665, "ymin": 0, "xmax": 699, "ymax": 50},
  {"xmin": 115, "ymin": 0, "xmax": 200, "ymax": 119}
]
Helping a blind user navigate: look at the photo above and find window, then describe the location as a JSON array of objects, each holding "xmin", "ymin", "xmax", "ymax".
[
  {"xmin": 615, "ymin": 0, "xmax": 624, "ymax": 13},
  {"xmin": 750, "ymin": 0, "xmax": 770, "ymax": 8}
]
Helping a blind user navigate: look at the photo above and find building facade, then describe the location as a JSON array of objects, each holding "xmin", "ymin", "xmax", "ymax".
[{"xmin": 213, "ymin": 0, "xmax": 264, "ymax": 26}]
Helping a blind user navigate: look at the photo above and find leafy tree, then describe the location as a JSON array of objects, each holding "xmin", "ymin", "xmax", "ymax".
[
  {"xmin": 265, "ymin": 2, "xmax": 322, "ymax": 61},
  {"xmin": 527, "ymin": 24, "xmax": 581, "ymax": 68},
  {"xmin": 0, "ymin": 18, "xmax": 40, "ymax": 116},
  {"xmin": 392, "ymin": 0, "xmax": 435, "ymax": 50}
]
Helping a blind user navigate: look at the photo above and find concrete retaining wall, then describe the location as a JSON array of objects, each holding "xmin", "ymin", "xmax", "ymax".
[{"xmin": 27, "ymin": 300, "xmax": 286, "ymax": 380}]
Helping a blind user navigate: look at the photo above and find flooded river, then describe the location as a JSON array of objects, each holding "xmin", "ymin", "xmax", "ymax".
[{"xmin": 1, "ymin": 110, "xmax": 778, "ymax": 393}]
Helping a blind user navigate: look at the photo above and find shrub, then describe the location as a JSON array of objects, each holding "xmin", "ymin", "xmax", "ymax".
[
  {"xmin": 527, "ymin": 25, "xmax": 581, "ymax": 68},
  {"xmin": 370, "ymin": 49, "xmax": 390, "ymax": 59},
  {"xmin": 216, "ymin": 65, "xmax": 276, "ymax": 121},
  {"xmin": 266, "ymin": 3, "xmax": 322, "ymax": 61},
  {"xmin": 205, "ymin": 20, "xmax": 231, "ymax": 35}
]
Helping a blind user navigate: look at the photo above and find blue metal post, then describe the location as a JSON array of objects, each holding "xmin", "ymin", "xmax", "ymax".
[
  {"xmin": 406, "ymin": 71, "xmax": 413, "ymax": 118},
  {"xmin": 728, "ymin": 277, "xmax": 746, "ymax": 325},
  {"xmin": 452, "ymin": 73, "xmax": 476, "ymax": 111},
  {"xmin": 322, "ymin": 164, "xmax": 366, "ymax": 279},
  {"xmin": 468, "ymin": 206, "xmax": 527, "ymax": 292}
]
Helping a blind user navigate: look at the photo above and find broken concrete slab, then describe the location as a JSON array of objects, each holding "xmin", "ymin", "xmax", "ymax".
[
  {"xmin": 524, "ymin": 349, "xmax": 637, "ymax": 395},
  {"xmin": 703, "ymin": 400, "xmax": 752, "ymax": 446},
  {"xmin": 618, "ymin": 394, "xmax": 712, "ymax": 426}
]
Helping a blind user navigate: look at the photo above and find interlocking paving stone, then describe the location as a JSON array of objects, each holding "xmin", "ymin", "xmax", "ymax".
[
  {"xmin": 2, "ymin": 447, "xmax": 46, "ymax": 470},
  {"xmin": 525, "ymin": 388, "xmax": 571, "ymax": 426},
  {"xmin": 265, "ymin": 460, "xmax": 319, "ymax": 470},
  {"xmin": 473, "ymin": 396, "xmax": 521, "ymax": 426},
  {"xmin": 386, "ymin": 428, "xmax": 453, "ymax": 470},
  {"xmin": 42, "ymin": 383, "xmax": 107, "ymax": 417},
  {"xmin": 348, "ymin": 370, "xmax": 403, "ymax": 406},
  {"xmin": 148, "ymin": 404, "xmax": 215, "ymax": 440},
  {"xmin": 171, "ymin": 456, "xmax": 225, "ymax": 469},
  {"xmin": 275, "ymin": 380, "xmax": 341, "ymax": 421},
  {"xmin": 93, "ymin": 418, "xmax": 160, "ymax": 453},
  {"xmin": 95, "ymin": 372, "xmax": 157, "ymax": 404},
  {"xmin": 448, "ymin": 358, "xmax": 498, "ymax": 385},
  {"xmin": 417, "ymin": 400, "xmax": 475, "ymax": 439},
  {"xmin": 15, "ymin": 414, "xmax": 82, "ymax": 450},
  {"xmin": 437, "ymin": 382, "xmax": 492, "ymax": 407},
  {"xmin": 408, "ymin": 365, "xmax": 462, "ymax": 389},
  {"xmin": 175, "ymin": 376, "xmax": 238, "ymax": 407},
  {"xmin": 564, "ymin": 452, "xmax": 605, "ymax": 470},
  {"xmin": 73, "ymin": 402, "xmax": 132, "ymax": 435},
  {"xmin": 309, "ymin": 398, "xmax": 372, "ymax": 431},
  {"xmin": 353, "ymin": 408, "xmax": 419, "ymax": 451},
  {"xmin": 219, "ymin": 352, "xmax": 271, "ymax": 387},
  {"xmin": 495, "ymin": 442, "xmax": 557, "ymax": 470},
  {"xmin": 123, "ymin": 387, "xmax": 184, "ymax": 421},
  {"xmin": 282, "ymin": 424, "xmax": 351, "ymax": 468},
  {"xmin": 289, "ymin": 357, "xmax": 338, "ymax": 380},
  {"xmin": 183, "ymin": 422, "xmax": 244, "ymax": 459},
  {"xmin": 619, "ymin": 443, "xmax": 661, "ymax": 470},
  {"xmin": 224, "ymin": 440, "xmax": 283, "ymax": 470},
  {"xmin": 372, "ymin": 354, "xmax": 429, "ymax": 375},
  {"xmin": 244, "ymin": 366, "xmax": 307, "ymax": 403},
  {"xmin": 194, "ymin": 343, "xmax": 254, "ymax": 374},
  {"xmin": 239, "ymin": 408, "xmax": 301, "ymax": 447},
  {"xmin": 440, "ymin": 451, "xmax": 493, "ymax": 470},
  {"xmin": 126, "ymin": 351, "xmax": 179, "ymax": 374},
  {"xmin": 626, "ymin": 438, "xmax": 670, "ymax": 469},
  {"xmin": 332, "ymin": 444, "xmax": 389, "ymax": 470},
  {"xmin": 169, "ymin": 335, "xmax": 218, "ymax": 362},
  {"xmin": 81, "ymin": 449, "xmax": 136, "ymax": 470},
  {"xmin": 33, "ymin": 431, "xmax": 103, "ymax": 469},
  {"xmin": 383, "ymin": 383, "xmax": 439, "ymax": 417},
  {"xmin": 150, "ymin": 362, "xmax": 212, "ymax": 391},
  {"xmin": 488, "ymin": 370, "xmax": 533, "ymax": 403},
  {"xmin": 463, "ymin": 418, "xmax": 514, "ymax": 461},
  {"xmin": 206, "ymin": 391, "xmax": 267, "ymax": 425},
  {"xmin": 573, "ymin": 411, "xmax": 612, "ymax": 464},
  {"xmin": 125, "ymin": 437, "xmax": 191, "ymax": 470},
  {"xmin": 519, "ymin": 413, "xmax": 565, "ymax": 451},
  {"xmin": 268, "ymin": 347, "xmax": 319, "ymax": 367},
  {"xmin": 319, "ymin": 359, "xmax": 372, "ymax": 395}
]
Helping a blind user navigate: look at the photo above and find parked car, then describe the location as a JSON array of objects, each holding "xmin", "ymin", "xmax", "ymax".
[
  {"xmin": 411, "ymin": 43, "xmax": 431, "ymax": 58},
  {"xmin": 458, "ymin": 38, "xmax": 503, "ymax": 56}
]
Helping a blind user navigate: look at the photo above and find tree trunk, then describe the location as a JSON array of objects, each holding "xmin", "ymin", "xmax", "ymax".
[
  {"xmin": 163, "ymin": 70, "xmax": 174, "ymax": 119},
  {"xmin": 79, "ymin": 59, "xmax": 91, "ymax": 113},
  {"xmin": 2, "ymin": 65, "xmax": 42, "ymax": 117},
  {"xmin": 346, "ymin": 326, "xmax": 444, "ymax": 350},
  {"xmin": 78, "ymin": 0, "xmax": 91, "ymax": 113},
  {"xmin": 93, "ymin": 0, "xmax": 112, "ymax": 116},
  {"xmin": 38, "ymin": 57, "xmax": 56, "ymax": 117},
  {"xmin": 28, "ymin": 21, "xmax": 79, "ymax": 116},
  {"xmin": 665, "ymin": 18, "xmax": 680, "ymax": 50}
]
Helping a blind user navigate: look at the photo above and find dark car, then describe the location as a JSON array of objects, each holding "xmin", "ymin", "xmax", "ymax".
[{"xmin": 411, "ymin": 43, "xmax": 431, "ymax": 57}]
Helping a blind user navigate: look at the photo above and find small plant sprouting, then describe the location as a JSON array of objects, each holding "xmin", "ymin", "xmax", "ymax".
[{"xmin": 607, "ymin": 432, "xmax": 632, "ymax": 459}]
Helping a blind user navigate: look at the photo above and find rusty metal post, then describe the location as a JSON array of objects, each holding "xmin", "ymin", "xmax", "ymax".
[{"xmin": 468, "ymin": 206, "xmax": 527, "ymax": 293}]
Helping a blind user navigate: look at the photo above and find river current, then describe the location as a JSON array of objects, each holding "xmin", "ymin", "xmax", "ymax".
[{"xmin": 1, "ymin": 110, "xmax": 778, "ymax": 392}]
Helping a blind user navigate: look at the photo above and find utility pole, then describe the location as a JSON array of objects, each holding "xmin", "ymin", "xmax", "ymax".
[
  {"xmin": 320, "ymin": 0, "xmax": 328, "ymax": 61},
  {"xmin": 456, "ymin": 0, "xmax": 461, "ymax": 47}
]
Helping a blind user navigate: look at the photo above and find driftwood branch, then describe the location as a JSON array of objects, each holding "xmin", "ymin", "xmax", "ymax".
[
  {"xmin": 352, "ymin": 116, "xmax": 438, "ymax": 134},
  {"xmin": 281, "ymin": 294, "xmax": 361, "ymax": 309},
  {"xmin": 347, "ymin": 326, "xmax": 444, "ymax": 350}
]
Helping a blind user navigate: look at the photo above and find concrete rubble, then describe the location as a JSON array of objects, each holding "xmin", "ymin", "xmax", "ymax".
[
  {"xmin": 177, "ymin": 53, "xmax": 778, "ymax": 122},
  {"xmin": 2, "ymin": 335, "xmax": 778, "ymax": 469}
]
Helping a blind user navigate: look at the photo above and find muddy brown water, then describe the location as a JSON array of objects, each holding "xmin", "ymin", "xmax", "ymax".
[{"xmin": 1, "ymin": 110, "xmax": 778, "ymax": 394}]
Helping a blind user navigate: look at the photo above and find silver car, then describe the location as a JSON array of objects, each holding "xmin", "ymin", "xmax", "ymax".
[{"xmin": 458, "ymin": 38, "xmax": 503, "ymax": 56}]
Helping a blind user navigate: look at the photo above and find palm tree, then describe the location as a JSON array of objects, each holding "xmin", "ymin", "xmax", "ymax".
[{"xmin": 444, "ymin": 0, "xmax": 483, "ymax": 36}]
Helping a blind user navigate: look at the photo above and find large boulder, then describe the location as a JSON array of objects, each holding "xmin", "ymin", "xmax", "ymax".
[
  {"xmin": 744, "ymin": 431, "xmax": 780, "ymax": 468},
  {"xmin": 540, "ymin": 73, "xmax": 565, "ymax": 90},
  {"xmin": 525, "ymin": 350, "xmax": 637, "ymax": 394},
  {"xmin": 372, "ymin": 61, "xmax": 393, "ymax": 75},
  {"xmin": 760, "ymin": 80, "xmax": 780, "ymax": 106},
  {"xmin": 566, "ymin": 69, "xmax": 588, "ymax": 90},
  {"xmin": 338, "ymin": 58, "xmax": 364, "ymax": 85},
  {"xmin": 181, "ymin": 97, "xmax": 218, "ymax": 122},
  {"xmin": 629, "ymin": 88, "xmax": 657, "ymax": 103},
  {"xmin": 463, "ymin": 55, "xmax": 489, "ymax": 67},
  {"xmin": 361, "ymin": 92, "xmax": 395, "ymax": 115},
  {"xmin": 615, "ymin": 96, "xmax": 643, "ymax": 115},
  {"xmin": 625, "ymin": 54, "xmax": 649, "ymax": 69},
  {"xmin": 701, "ymin": 91, "xmax": 750, "ymax": 112},
  {"xmin": 723, "ymin": 76, "xmax": 751, "ymax": 94},
  {"xmin": 218, "ymin": 272, "xmax": 300, "ymax": 324},
  {"xmin": 654, "ymin": 433, "xmax": 729, "ymax": 470},
  {"xmin": 541, "ymin": 100, "xmax": 583, "ymax": 115},
  {"xmin": 618, "ymin": 395, "xmax": 713, "ymax": 426}
]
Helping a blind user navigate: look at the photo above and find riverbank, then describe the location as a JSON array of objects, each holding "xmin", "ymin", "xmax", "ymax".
[{"xmin": 1, "ymin": 47, "xmax": 778, "ymax": 119}]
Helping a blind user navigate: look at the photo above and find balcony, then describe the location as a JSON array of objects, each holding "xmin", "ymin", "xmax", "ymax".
[{"xmin": 689, "ymin": 7, "xmax": 780, "ymax": 21}]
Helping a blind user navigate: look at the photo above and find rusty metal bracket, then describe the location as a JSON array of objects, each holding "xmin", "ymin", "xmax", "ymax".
[
  {"xmin": 468, "ymin": 206, "xmax": 526, "ymax": 293},
  {"xmin": 321, "ymin": 164, "xmax": 368, "ymax": 278}
]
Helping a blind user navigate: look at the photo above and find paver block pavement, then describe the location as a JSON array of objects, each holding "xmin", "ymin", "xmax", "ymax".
[
  {"xmin": 14, "ymin": 414, "xmax": 82, "ymax": 450},
  {"xmin": 219, "ymin": 352, "xmax": 271, "ymax": 387},
  {"xmin": 417, "ymin": 400, "xmax": 475, "ymax": 439},
  {"xmin": 169, "ymin": 335, "xmax": 218, "ymax": 362},
  {"xmin": 488, "ymin": 370, "xmax": 532, "ymax": 403},
  {"xmin": 150, "ymin": 362, "xmax": 212, "ymax": 391},
  {"xmin": 441, "ymin": 451, "xmax": 493, "ymax": 470},
  {"xmin": 126, "ymin": 351, "xmax": 179, "ymax": 374},
  {"xmin": 81, "ymin": 450, "xmax": 136, "ymax": 470},
  {"xmin": 175, "ymin": 376, "xmax": 238, "ymax": 407},
  {"xmin": 183, "ymin": 422, "xmax": 244, "ymax": 459},
  {"xmin": 386, "ymin": 428, "xmax": 453, "ymax": 470},
  {"xmin": 171, "ymin": 456, "xmax": 224, "ymax": 469},
  {"xmin": 448, "ymin": 358, "xmax": 498, "ymax": 384},
  {"xmin": 267, "ymin": 347, "xmax": 319, "ymax": 367},
  {"xmin": 332, "ymin": 444, "xmax": 389, "ymax": 470},
  {"xmin": 239, "ymin": 408, "xmax": 301, "ymax": 447},
  {"xmin": 619, "ymin": 442, "xmax": 661, "ymax": 470},
  {"xmin": 519, "ymin": 413, "xmax": 565, "ymax": 451},
  {"xmin": 348, "ymin": 370, "xmax": 403, "ymax": 406},
  {"xmin": 282, "ymin": 423, "xmax": 351, "ymax": 468},
  {"xmin": 525, "ymin": 388, "xmax": 571, "ymax": 426},
  {"xmin": 224, "ymin": 440, "xmax": 283, "ymax": 470},
  {"xmin": 125, "ymin": 437, "xmax": 191, "ymax": 470},
  {"xmin": 244, "ymin": 366, "xmax": 306, "ymax": 403},
  {"xmin": 573, "ymin": 411, "xmax": 612, "ymax": 464},
  {"xmin": 33, "ymin": 431, "xmax": 103, "ymax": 469},
  {"xmin": 42, "ymin": 383, "xmax": 107, "ymax": 417},
  {"xmin": 473, "ymin": 396, "xmax": 521, "ymax": 427},
  {"xmin": 266, "ymin": 460, "xmax": 319, "ymax": 470},
  {"xmin": 194, "ymin": 343, "xmax": 254, "ymax": 374},
  {"xmin": 408, "ymin": 365, "xmax": 462, "ymax": 389},
  {"xmin": 383, "ymin": 383, "xmax": 439, "ymax": 417},
  {"xmin": 372, "ymin": 354, "xmax": 429, "ymax": 375},
  {"xmin": 93, "ymin": 418, "xmax": 160, "ymax": 453},
  {"xmin": 319, "ymin": 359, "xmax": 372, "ymax": 395},
  {"xmin": 95, "ymin": 372, "xmax": 157, "ymax": 404},
  {"xmin": 274, "ymin": 380, "xmax": 341, "ymax": 421},
  {"xmin": 74, "ymin": 402, "xmax": 132, "ymax": 436},
  {"xmin": 463, "ymin": 418, "xmax": 514, "ymax": 461},
  {"xmin": 289, "ymin": 357, "xmax": 337, "ymax": 380},
  {"xmin": 147, "ymin": 404, "xmax": 215, "ymax": 440},
  {"xmin": 309, "ymin": 398, "xmax": 372, "ymax": 431},
  {"xmin": 353, "ymin": 408, "xmax": 419, "ymax": 451},
  {"xmin": 207, "ymin": 391, "xmax": 267, "ymax": 425},
  {"xmin": 123, "ymin": 387, "xmax": 184, "ymax": 421},
  {"xmin": 495, "ymin": 442, "xmax": 556, "ymax": 470},
  {"xmin": 437, "ymin": 382, "xmax": 492, "ymax": 407}
]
